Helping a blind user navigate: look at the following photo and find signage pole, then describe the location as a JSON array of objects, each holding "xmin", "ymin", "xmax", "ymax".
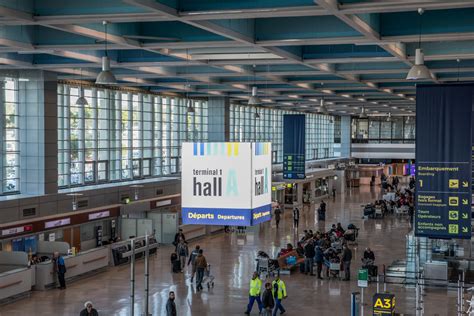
[
  {"xmin": 144, "ymin": 234, "xmax": 150, "ymax": 316},
  {"xmin": 360, "ymin": 287, "xmax": 364, "ymax": 316},
  {"xmin": 376, "ymin": 275, "xmax": 380, "ymax": 293},
  {"xmin": 130, "ymin": 238, "xmax": 135, "ymax": 316}
]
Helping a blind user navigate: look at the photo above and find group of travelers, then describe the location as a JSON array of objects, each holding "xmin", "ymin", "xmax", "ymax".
[
  {"xmin": 245, "ymin": 273, "xmax": 287, "ymax": 316},
  {"xmin": 294, "ymin": 224, "xmax": 355, "ymax": 280}
]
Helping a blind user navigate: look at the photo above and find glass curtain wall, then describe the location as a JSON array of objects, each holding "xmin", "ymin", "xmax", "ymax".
[
  {"xmin": 2, "ymin": 79, "xmax": 19, "ymax": 193},
  {"xmin": 351, "ymin": 116, "xmax": 415, "ymax": 143},
  {"xmin": 229, "ymin": 105, "xmax": 335, "ymax": 163},
  {"xmin": 58, "ymin": 84, "xmax": 208, "ymax": 187}
]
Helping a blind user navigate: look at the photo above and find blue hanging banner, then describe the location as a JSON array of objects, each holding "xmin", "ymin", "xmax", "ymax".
[
  {"xmin": 415, "ymin": 84, "xmax": 473, "ymax": 239},
  {"xmin": 283, "ymin": 114, "xmax": 306, "ymax": 179}
]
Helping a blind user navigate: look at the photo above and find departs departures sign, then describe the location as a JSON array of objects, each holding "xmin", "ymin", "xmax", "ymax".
[{"xmin": 415, "ymin": 84, "xmax": 473, "ymax": 239}]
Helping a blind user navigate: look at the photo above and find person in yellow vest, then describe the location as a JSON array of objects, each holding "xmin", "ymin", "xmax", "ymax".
[
  {"xmin": 245, "ymin": 272, "xmax": 263, "ymax": 315},
  {"xmin": 271, "ymin": 274, "xmax": 287, "ymax": 316}
]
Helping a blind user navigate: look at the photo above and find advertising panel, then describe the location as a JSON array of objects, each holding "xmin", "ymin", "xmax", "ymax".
[
  {"xmin": 415, "ymin": 84, "xmax": 473, "ymax": 239},
  {"xmin": 182, "ymin": 142, "xmax": 271, "ymax": 226}
]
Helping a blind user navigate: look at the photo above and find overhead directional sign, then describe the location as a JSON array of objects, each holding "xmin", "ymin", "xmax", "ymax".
[
  {"xmin": 283, "ymin": 114, "xmax": 305, "ymax": 179},
  {"xmin": 415, "ymin": 84, "xmax": 473, "ymax": 239}
]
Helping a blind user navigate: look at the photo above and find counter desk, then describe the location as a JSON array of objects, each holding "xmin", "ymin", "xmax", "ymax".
[
  {"xmin": 35, "ymin": 246, "xmax": 109, "ymax": 290},
  {"xmin": 0, "ymin": 266, "xmax": 34, "ymax": 301}
]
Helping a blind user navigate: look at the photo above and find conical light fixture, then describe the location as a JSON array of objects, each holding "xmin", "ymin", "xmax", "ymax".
[
  {"xmin": 254, "ymin": 108, "xmax": 260, "ymax": 119},
  {"xmin": 386, "ymin": 112, "xmax": 392, "ymax": 122},
  {"xmin": 248, "ymin": 86, "xmax": 261, "ymax": 105},
  {"xmin": 96, "ymin": 21, "xmax": 117, "ymax": 85},
  {"xmin": 186, "ymin": 98, "xmax": 195, "ymax": 113},
  {"xmin": 406, "ymin": 9, "xmax": 431, "ymax": 80},
  {"xmin": 319, "ymin": 98, "xmax": 328, "ymax": 115},
  {"xmin": 76, "ymin": 68, "xmax": 89, "ymax": 106},
  {"xmin": 359, "ymin": 107, "xmax": 367, "ymax": 118},
  {"xmin": 406, "ymin": 116, "xmax": 410, "ymax": 124},
  {"xmin": 184, "ymin": 50, "xmax": 195, "ymax": 113}
]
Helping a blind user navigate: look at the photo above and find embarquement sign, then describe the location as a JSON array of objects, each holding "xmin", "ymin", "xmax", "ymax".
[{"xmin": 415, "ymin": 84, "xmax": 473, "ymax": 239}]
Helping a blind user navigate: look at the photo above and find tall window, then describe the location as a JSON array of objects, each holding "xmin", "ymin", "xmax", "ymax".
[
  {"xmin": 3, "ymin": 79, "xmax": 20, "ymax": 193},
  {"xmin": 229, "ymin": 104, "xmax": 334, "ymax": 163},
  {"xmin": 58, "ymin": 84, "xmax": 208, "ymax": 187}
]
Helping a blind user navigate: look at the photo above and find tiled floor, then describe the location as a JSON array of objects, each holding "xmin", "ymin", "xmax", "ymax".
[{"xmin": 0, "ymin": 186, "xmax": 458, "ymax": 315}]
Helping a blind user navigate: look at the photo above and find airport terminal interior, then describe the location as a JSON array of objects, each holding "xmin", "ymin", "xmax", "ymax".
[{"xmin": 1, "ymin": 1, "xmax": 474, "ymax": 315}]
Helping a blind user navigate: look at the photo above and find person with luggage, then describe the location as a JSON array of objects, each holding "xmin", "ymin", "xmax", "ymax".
[
  {"xmin": 53, "ymin": 251, "xmax": 67, "ymax": 289},
  {"xmin": 293, "ymin": 207, "xmax": 300, "ymax": 229},
  {"xmin": 341, "ymin": 244, "xmax": 353, "ymax": 281},
  {"xmin": 195, "ymin": 249, "xmax": 208, "ymax": 291},
  {"xmin": 173, "ymin": 228, "xmax": 186, "ymax": 250},
  {"xmin": 245, "ymin": 272, "xmax": 263, "ymax": 315},
  {"xmin": 272, "ymin": 274, "xmax": 287, "ymax": 316},
  {"xmin": 262, "ymin": 282, "xmax": 275, "ymax": 316},
  {"xmin": 176, "ymin": 240, "xmax": 189, "ymax": 273},
  {"xmin": 188, "ymin": 245, "xmax": 200, "ymax": 282},
  {"xmin": 274, "ymin": 206, "xmax": 282, "ymax": 229}
]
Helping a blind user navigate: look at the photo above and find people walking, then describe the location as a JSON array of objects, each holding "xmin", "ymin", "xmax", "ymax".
[
  {"xmin": 245, "ymin": 272, "xmax": 263, "ymax": 315},
  {"xmin": 274, "ymin": 206, "xmax": 282, "ymax": 229},
  {"xmin": 261, "ymin": 282, "xmax": 275, "ymax": 316},
  {"xmin": 341, "ymin": 244, "xmax": 353, "ymax": 281},
  {"xmin": 53, "ymin": 251, "xmax": 67, "ymax": 289},
  {"xmin": 176, "ymin": 240, "xmax": 189, "ymax": 273},
  {"xmin": 187, "ymin": 245, "xmax": 200, "ymax": 282},
  {"xmin": 271, "ymin": 274, "xmax": 287, "ymax": 316},
  {"xmin": 293, "ymin": 207, "xmax": 300, "ymax": 228},
  {"xmin": 166, "ymin": 291, "xmax": 177, "ymax": 316},
  {"xmin": 195, "ymin": 249, "xmax": 207, "ymax": 291}
]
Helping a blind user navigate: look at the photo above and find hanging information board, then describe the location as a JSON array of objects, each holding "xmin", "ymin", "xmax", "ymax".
[
  {"xmin": 283, "ymin": 114, "xmax": 306, "ymax": 179},
  {"xmin": 415, "ymin": 84, "xmax": 473, "ymax": 239}
]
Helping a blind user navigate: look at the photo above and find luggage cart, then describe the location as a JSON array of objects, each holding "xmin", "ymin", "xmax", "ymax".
[{"xmin": 203, "ymin": 264, "xmax": 215, "ymax": 289}]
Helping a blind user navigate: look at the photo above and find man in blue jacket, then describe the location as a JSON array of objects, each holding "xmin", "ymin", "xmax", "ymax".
[{"xmin": 53, "ymin": 252, "xmax": 67, "ymax": 289}]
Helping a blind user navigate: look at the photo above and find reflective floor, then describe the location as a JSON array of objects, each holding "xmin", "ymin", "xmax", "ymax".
[{"xmin": 1, "ymin": 186, "xmax": 458, "ymax": 315}]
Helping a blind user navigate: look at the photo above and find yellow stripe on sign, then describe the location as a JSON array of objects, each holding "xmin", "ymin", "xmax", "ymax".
[
  {"xmin": 264, "ymin": 143, "xmax": 268, "ymax": 154},
  {"xmin": 227, "ymin": 143, "xmax": 232, "ymax": 156},
  {"xmin": 233, "ymin": 143, "xmax": 239, "ymax": 156}
]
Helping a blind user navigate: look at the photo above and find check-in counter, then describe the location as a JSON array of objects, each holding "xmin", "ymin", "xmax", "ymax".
[
  {"xmin": 0, "ymin": 251, "xmax": 34, "ymax": 301},
  {"xmin": 180, "ymin": 225, "xmax": 207, "ymax": 240},
  {"xmin": 35, "ymin": 246, "xmax": 109, "ymax": 290},
  {"xmin": 207, "ymin": 226, "xmax": 224, "ymax": 234},
  {"xmin": 0, "ymin": 267, "xmax": 35, "ymax": 301}
]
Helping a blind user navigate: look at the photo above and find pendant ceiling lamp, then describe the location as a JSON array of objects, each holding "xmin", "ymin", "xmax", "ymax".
[
  {"xmin": 406, "ymin": 8, "xmax": 431, "ymax": 80},
  {"xmin": 248, "ymin": 87, "xmax": 261, "ymax": 105},
  {"xmin": 359, "ymin": 107, "xmax": 367, "ymax": 118},
  {"xmin": 248, "ymin": 65, "xmax": 261, "ymax": 105},
  {"xmin": 386, "ymin": 112, "xmax": 392, "ymax": 122},
  {"xmin": 185, "ymin": 50, "xmax": 195, "ymax": 113},
  {"xmin": 96, "ymin": 21, "xmax": 117, "ymax": 85},
  {"xmin": 319, "ymin": 98, "xmax": 328, "ymax": 115},
  {"xmin": 186, "ymin": 98, "xmax": 195, "ymax": 113},
  {"xmin": 254, "ymin": 108, "xmax": 260, "ymax": 119},
  {"xmin": 76, "ymin": 68, "xmax": 88, "ymax": 106}
]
